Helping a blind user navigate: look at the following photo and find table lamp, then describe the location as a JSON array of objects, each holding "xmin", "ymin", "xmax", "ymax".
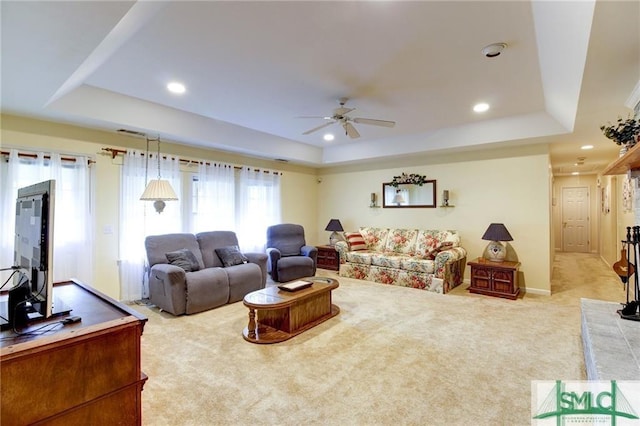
[
  {"xmin": 325, "ymin": 219, "xmax": 344, "ymax": 246},
  {"xmin": 481, "ymin": 223, "xmax": 513, "ymax": 262}
]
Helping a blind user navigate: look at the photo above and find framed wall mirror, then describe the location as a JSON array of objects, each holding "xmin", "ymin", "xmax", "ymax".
[{"xmin": 382, "ymin": 181, "xmax": 436, "ymax": 208}]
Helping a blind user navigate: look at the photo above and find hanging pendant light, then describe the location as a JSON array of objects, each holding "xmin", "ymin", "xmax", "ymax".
[{"xmin": 140, "ymin": 136, "xmax": 178, "ymax": 213}]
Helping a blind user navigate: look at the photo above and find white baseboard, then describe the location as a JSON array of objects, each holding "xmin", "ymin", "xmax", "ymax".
[
  {"xmin": 599, "ymin": 254, "xmax": 612, "ymax": 269},
  {"xmin": 523, "ymin": 287, "xmax": 551, "ymax": 296}
]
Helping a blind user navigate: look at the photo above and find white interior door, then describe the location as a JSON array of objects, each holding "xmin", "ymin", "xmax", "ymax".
[{"xmin": 562, "ymin": 186, "xmax": 590, "ymax": 252}]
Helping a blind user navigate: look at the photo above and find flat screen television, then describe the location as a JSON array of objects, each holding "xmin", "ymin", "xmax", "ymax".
[{"xmin": 0, "ymin": 179, "xmax": 71, "ymax": 331}]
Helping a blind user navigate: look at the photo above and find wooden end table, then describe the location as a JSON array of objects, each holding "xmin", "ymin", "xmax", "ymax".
[
  {"xmin": 468, "ymin": 258, "xmax": 520, "ymax": 300},
  {"xmin": 242, "ymin": 277, "xmax": 340, "ymax": 344},
  {"xmin": 316, "ymin": 245, "xmax": 339, "ymax": 271}
]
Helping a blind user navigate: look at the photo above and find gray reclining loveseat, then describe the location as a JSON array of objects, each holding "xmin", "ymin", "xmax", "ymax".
[{"xmin": 145, "ymin": 231, "xmax": 267, "ymax": 315}]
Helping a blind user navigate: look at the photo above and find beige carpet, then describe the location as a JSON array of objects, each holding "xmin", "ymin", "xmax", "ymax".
[{"xmin": 134, "ymin": 253, "xmax": 627, "ymax": 425}]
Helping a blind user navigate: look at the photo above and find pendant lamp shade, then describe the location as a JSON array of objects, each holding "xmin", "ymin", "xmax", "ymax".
[
  {"xmin": 140, "ymin": 136, "xmax": 178, "ymax": 213},
  {"xmin": 140, "ymin": 179, "xmax": 178, "ymax": 201}
]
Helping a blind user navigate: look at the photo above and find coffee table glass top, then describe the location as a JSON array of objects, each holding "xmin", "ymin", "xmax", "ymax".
[{"xmin": 244, "ymin": 277, "xmax": 338, "ymax": 307}]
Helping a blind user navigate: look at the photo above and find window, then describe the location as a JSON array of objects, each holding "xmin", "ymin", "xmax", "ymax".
[
  {"xmin": 0, "ymin": 150, "xmax": 93, "ymax": 284},
  {"xmin": 119, "ymin": 157, "xmax": 280, "ymax": 301},
  {"xmin": 237, "ymin": 167, "xmax": 281, "ymax": 252}
]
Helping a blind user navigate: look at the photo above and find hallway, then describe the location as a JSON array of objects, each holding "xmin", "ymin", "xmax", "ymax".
[{"xmin": 546, "ymin": 252, "xmax": 628, "ymax": 306}]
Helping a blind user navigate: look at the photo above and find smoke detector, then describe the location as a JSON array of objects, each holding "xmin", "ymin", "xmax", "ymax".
[{"xmin": 482, "ymin": 43, "xmax": 507, "ymax": 58}]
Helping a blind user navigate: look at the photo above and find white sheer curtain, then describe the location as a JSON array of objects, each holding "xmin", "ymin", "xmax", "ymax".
[
  {"xmin": 0, "ymin": 149, "xmax": 93, "ymax": 284},
  {"xmin": 119, "ymin": 150, "xmax": 181, "ymax": 301},
  {"xmin": 48, "ymin": 153, "xmax": 93, "ymax": 282},
  {"xmin": 192, "ymin": 162, "xmax": 235, "ymax": 233},
  {"xmin": 237, "ymin": 167, "xmax": 281, "ymax": 252}
]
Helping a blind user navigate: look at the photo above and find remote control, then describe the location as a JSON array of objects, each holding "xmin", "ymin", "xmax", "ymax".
[{"xmin": 62, "ymin": 316, "xmax": 81, "ymax": 325}]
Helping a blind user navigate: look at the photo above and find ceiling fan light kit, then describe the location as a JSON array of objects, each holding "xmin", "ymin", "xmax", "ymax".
[{"xmin": 302, "ymin": 98, "xmax": 396, "ymax": 139}]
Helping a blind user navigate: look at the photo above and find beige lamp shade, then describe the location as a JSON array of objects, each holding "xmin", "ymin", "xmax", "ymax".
[{"xmin": 140, "ymin": 179, "xmax": 178, "ymax": 201}]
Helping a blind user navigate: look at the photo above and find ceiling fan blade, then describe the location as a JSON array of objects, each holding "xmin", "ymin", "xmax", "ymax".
[
  {"xmin": 297, "ymin": 116, "xmax": 332, "ymax": 119},
  {"xmin": 303, "ymin": 121, "xmax": 335, "ymax": 135},
  {"xmin": 343, "ymin": 122, "xmax": 360, "ymax": 139},
  {"xmin": 353, "ymin": 117, "xmax": 396, "ymax": 128}
]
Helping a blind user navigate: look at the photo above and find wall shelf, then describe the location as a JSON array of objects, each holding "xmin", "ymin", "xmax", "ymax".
[{"xmin": 603, "ymin": 143, "xmax": 640, "ymax": 175}]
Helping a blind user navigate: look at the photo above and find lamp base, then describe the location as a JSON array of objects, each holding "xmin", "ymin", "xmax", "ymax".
[
  {"xmin": 329, "ymin": 231, "xmax": 340, "ymax": 246},
  {"xmin": 484, "ymin": 241, "xmax": 506, "ymax": 262},
  {"xmin": 153, "ymin": 200, "xmax": 166, "ymax": 213}
]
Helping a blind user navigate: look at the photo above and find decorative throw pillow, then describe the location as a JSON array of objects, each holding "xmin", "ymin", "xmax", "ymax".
[
  {"xmin": 165, "ymin": 248, "xmax": 200, "ymax": 272},
  {"xmin": 345, "ymin": 232, "xmax": 367, "ymax": 251},
  {"xmin": 424, "ymin": 236, "xmax": 441, "ymax": 258},
  {"xmin": 215, "ymin": 245, "xmax": 249, "ymax": 267}
]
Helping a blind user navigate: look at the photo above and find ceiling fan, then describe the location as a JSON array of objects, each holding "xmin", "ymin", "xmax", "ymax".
[{"xmin": 301, "ymin": 98, "xmax": 395, "ymax": 139}]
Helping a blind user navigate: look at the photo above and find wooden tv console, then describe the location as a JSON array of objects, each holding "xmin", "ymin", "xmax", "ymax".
[{"xmin": 1, "ymin": 280, "xmax": 147, "ymax": 425}]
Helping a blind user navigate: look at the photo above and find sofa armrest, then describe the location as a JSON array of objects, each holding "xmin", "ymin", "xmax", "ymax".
[
  {"xmin": 300, "ymin": 245, "xmax": 318, "ymax": 259},
  {"xmin": 434, "ymin": 247, "xmax": 467, "ymax": 292},
  {"xmin": 150, "ymin": 263, "xmax": 186, "ymax": 284},
  {"xmin": 244, "ymin": 252, "xmax": 268, "ymax": 286},
  {"xmin": 301, "ymin": 245, "xmax": 318, "ymax": 275},
  {"xmin": 148, "ymin": 263, "xmax": 187, "ymax": 315},
  {"xmin": 266, "ymin": 247, "xmax": 281, "ymax": 274},
  {"xmin": 435, "ymin": 246, "xmax": 467, "ymax": 264},
  {"xmin": 335, "ymin": 241, "xmax": 349, "ymax": 264}
]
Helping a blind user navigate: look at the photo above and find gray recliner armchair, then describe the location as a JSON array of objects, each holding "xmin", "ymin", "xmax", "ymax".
[
  {"xmin": 145, "ymin": 231, "xmax": 267, "ymax": 315},
  {"xmin": 266, "ymin": 223, "xmax": 317, "ymax": 282}
]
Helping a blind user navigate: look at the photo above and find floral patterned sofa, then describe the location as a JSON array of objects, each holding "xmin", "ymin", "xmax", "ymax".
[{"xmin": 335, "ymin": 227, "xmax": 466, "ymax": 293}]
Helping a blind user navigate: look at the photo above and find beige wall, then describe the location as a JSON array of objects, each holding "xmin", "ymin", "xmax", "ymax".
[
  {"xmin": 317, "ymin": 145, "xmax": 553, "ymax": 295},
  {"xmin": 2, "ymin": 114, "xmax": 554, "ymax": 297}
]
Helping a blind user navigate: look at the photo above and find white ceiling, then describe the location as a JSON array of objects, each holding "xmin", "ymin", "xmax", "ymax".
[{"xmin": 2, "ymin": 1, "xmax": 639, "ymax": 173}]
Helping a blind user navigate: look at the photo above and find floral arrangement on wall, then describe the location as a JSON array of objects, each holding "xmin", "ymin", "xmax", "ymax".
[{"xmin": 390, "ymin": 173, "xmax": 428, "ymax": 187}]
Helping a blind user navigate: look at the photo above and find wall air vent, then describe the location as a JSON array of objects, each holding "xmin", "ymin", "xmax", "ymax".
[{"xmin": 116, "ymin": 129, "xmax": 147, "ymax": 137}]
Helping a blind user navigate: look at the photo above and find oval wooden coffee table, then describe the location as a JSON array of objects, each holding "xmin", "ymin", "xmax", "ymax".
[{"xmin": 242, "ymin": 277, "xmax": 339, "ymax": 344}]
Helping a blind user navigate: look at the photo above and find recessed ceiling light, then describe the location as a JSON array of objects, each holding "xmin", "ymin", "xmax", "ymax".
[
  {"xmin": 473, "ymin": 103, "xmax": 490, "ymax": 113},
  {"xmin": 323, "ymin": 133, "xmax": 335, "ymax": 141},
  {"xmin": 572, "ymin": 172, "xmax": 580, "ymax": 175},
  {"xmin": 167, "ymin": 82, "xmax": 186, "ymax": 94},
  {"xmin": 581, "ymin": 145, "xmax": 594, "ymax": 150}
]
